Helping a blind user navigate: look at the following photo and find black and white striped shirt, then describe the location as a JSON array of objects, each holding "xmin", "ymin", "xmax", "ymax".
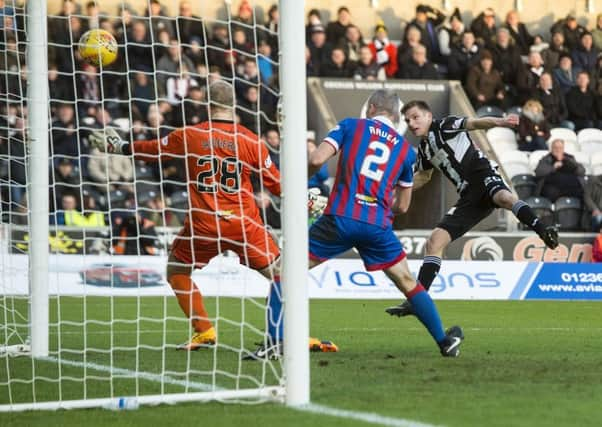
[{"xmin": 416, "ymin": 116, "xmax": 494, "ymax": 193}]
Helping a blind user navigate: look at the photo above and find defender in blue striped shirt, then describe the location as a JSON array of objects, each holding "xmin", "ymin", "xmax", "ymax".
[{"xmin": 308, "ymin": 90, "xmax": 464, "ymax": 357}]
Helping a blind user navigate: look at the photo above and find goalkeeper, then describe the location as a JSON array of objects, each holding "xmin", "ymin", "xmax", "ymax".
[{"xmin": 90, "ymin": 80, "xmax": 333, "ymax": 356}]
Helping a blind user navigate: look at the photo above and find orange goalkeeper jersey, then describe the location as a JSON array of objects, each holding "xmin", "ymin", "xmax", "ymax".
[{"xmin": 132, "ymin": 120, "xmax": 281, "ymax": 235}]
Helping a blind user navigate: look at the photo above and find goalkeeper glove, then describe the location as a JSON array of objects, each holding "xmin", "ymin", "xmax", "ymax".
[
  {"xmin": 307, "ymin": 188, "xmax": 327, "ymax": 218},
  {"xmin": 89, "ymin": 128, "xmax": 128, "ymax": 154}
]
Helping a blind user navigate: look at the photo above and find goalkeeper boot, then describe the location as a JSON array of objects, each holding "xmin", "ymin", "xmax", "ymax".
[
  {"xmin": 385, "ymin": 300, "xmax": 415, "ymax": 317},
  {"xmin": 309, "ymin": 337, "xmax": 339, "ymax": 353},
  {"xmin": 439, "ymin": 325, "xmax": 464, "ymax": 358},
  {"xmin": 242, "ymin": 340, "xmax": 282, "ymax": 361},
  {"xmin": 539, "ymin": 225, "xmax": 559, "ymax": 250},
  {"xmin": 176, "ymin": 327, "xmax": 216, "ymax": 351}
]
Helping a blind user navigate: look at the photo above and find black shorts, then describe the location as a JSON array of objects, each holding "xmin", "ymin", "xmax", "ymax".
[{"xmin": 437, "ymin": 168, "xmax": 509, "ymax": 241}]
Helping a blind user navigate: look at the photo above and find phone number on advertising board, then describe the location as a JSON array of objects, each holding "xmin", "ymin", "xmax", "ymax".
[{"xmin": 560, "ymin": 273, "xmax": 602, "ymax": 283}]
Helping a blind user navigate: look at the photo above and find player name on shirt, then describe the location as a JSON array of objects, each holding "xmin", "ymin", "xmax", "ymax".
[{"xmin": 369, "ymin": 125, "xmax": 401, "ymax": 145}]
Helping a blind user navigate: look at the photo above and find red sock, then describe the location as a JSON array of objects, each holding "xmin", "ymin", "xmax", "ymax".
[{"xmin": 168, "ymin": 274, "xmax": 212, "ymax": 333}]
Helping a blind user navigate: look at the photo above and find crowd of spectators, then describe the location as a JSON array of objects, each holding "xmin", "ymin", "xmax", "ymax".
[{"xmin": 2, "ymin": 0, "xmax": 602, "ymax": 243}]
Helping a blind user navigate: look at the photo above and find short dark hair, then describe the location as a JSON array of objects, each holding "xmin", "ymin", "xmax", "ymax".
[{"xmin": 401, "ymin": 100, "xmax": 431, "ymax": 114}]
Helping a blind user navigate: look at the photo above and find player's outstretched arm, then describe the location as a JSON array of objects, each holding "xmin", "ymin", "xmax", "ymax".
[
  {"xmin": 90, "ymin": 127, "xmax": 185, "ymax": 162},
  {"xmin": 89, "ymin": 128, "xmax": 129, "ymax": 154},
  {"xmin": 466, "ymin": 114, "xmax": 519, "ymax": 131}
]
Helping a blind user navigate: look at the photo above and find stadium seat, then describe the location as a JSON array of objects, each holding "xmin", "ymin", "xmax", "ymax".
[
  {"xmin": 548, "ymin": 127, "xmax": 577, "ymax": 144},
  {"xmin": 561, "ymin": 139, "xmax": 580, "ymax": 155},
  {"xmin": 554, "ymin": 197, "xmax": 583, "ymax": 231},
  {"xmin": 591, "ymin": 152, "xmax": 602, "ymax": 176},
  {"xmin": 108, "ymin": 189, "xmax": 128, "ymax": 209},
  {"xmin": 476, "ymin": 105, "xmax": 505, "ymax": 118},
  {"xmin": 528, "ymin": 150, "xmax": 549, "ymax": 172},
  {"xmin": 500, "ymin": 150, "xmax": 530, "ymax": 177},
  {"xmin": 524, "ymin": 196, "xmax": 554, "ymax": 227},
  {"xmin": 135, "ymin": 181, "xmax": 162, "ymax": 204},
  {"xmin": 511, "ymin": 174, "xmax": 537, "ymax": 200},
  {"xmin": 506, "ymin": 105, "xmax": 523, "ymax": 116},
  {"xmin": 491, "ymin": 140, "xmax": 519, "ymax": 157},
  {"xmin": 577, "ymin": 128, "xmax": 602, "ymax": 144},
  {"xmin": 580, "ymin": 140, "xmax": 602, "ymax": 154},
  {"xmin": 486, "ymin": 127, "xmax": 517, "ymax": 144},
  {"xmin": 572, "ymin": 152, "xmax": 592, "ymax": 175},
  {"xmin": 135, "ymin": 164, "xmax": 155, "ymax": 180}
]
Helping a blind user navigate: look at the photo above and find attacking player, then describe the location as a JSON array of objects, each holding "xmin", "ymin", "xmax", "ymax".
[
  {"xmin": 305, "ymin": 89, "xmax": 464, "ymax": 357},
  {"xmin": 89, "ymin": 80, "xmax": 332, "ymax": 357},
  {"xmin": 386, "ymin": 100, "xmax": 559, "ymax": 317}
]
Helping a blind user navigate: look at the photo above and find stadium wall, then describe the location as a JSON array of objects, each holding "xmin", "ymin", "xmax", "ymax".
[{"xmin": 48, "ymin": 0, "xmax": 601, "ymax": 43}]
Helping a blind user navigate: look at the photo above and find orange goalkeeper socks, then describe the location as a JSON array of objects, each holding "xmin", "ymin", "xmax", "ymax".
[{"xmin": 168, "ymin": 274, "xmax": 213, "ymax": 333}]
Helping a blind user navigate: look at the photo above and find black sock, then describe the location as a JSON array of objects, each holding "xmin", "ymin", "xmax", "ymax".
[
  {"xmin": 512, "ymin": 200, "xmax": 545, "ymax": 235},
  {"xmin": 418, "ymin": 256, "xmax": 441, "ymax": 291}
]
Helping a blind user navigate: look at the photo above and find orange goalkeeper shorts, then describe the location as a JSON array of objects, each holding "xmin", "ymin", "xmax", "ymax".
[{"xmin": 170, "ymin": 222, "xmax": 280, "ymax": 270}]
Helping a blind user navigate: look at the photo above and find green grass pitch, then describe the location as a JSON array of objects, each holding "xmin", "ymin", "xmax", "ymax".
[{"xmin": 1, "ymin": 297, "xmax": 601, "ymax": 427}]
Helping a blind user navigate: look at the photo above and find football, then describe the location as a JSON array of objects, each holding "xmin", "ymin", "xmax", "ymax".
[{"xmin": 78, "ymin": 29, "xmax": 118, "ymax": 67}]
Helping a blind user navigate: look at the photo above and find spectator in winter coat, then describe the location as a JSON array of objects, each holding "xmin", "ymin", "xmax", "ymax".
[
  {"xmin": 553, "ymin": 53, "xmax": 580, "ymax": 94},
  {"xmin": 584, "ymin": 173, "xmax": 602, "ymax": 232},
  {"xmin": 551, "ymin": 15, "xmax": 586, "ymax": 51},
  {"xmin": 535, "ymin": 139, "xmax": 585, "ymax": 202},
  {"xmin": 438, "ymin": 8, "xmax": 464, "ymax": 58},
  {"xmin": 447, "ymin": 31, "xmax": 480, "ymax": 82},
  {"xmin": 517, "ymin": 51, "xmax": 547, "ymax": 103},
  {"xmin": 305, "ymin": 8, "xmax": 323, "ymax": 43},
  {"xmin": 369, "ymin": 23, "xmax": 398, "ymax": 78},
  {"xmin": 407, "ymin": 4, "xmax": 446, "ymax": 64},
  {"xmin": 341, "ymin": 25, "xmax": 365, "ymax": 64},
  {"xmin": 571, "ymin": 32, "xmax": 599, "ymax": 73},
  {"xmin": 566, "ymin": 71, "xmax": 597, "ymax": 130},
  {"xmin": 308, "ymin": 25, "xmax": 333, "ymax": 77},
  {"xmin": 503, "ymin": 10, "xmax": 534, "ymax": 55},
  {"xmin": 353, "ymin": 45, "xmax": 386, "ymax": 80},
  {"xmin": 471, "ymin": 8, "xmax": 497, "ymax": 48},
  {"xmin": 465, "ymin": 50, "xmax": 506, "ymax": 108},
  {"xmin": 396, "ymin": 25, "xmax": 424, "ymax": 78},
  {"xmin": 326, "ymin": 6, "xmax": 352, "ymax": 45},
  {"xmin": 320, "ymin": 47, "xmax": 353, "ymax": 78},
  {"xmin": 517, "ymin": 99, "xmax": 550, "ymax": 152},
  {"xmin": 489, "ymin": 27, "xmax": 523, "ymax": 102},
  {"xmin": 400, "ymin": 44, "xmax": 440, "ymax": 80},
  {"xmin": 541, "ymin": 30, "xmax": 568, "ymax": 70},
  {"xmin": 534, "ymin": 72, "xmax": 570, "ymax": 128}
]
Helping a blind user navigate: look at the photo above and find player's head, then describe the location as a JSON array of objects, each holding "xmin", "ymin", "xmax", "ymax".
[
  {"xmin": 365, "ymin": 89, "xmax": 402, "ymax": 125},
  {"xmin": 401, "ymin": 100, "xmax": 433, "ymax": 137},
  {"xmin": 208, "ymin": 80, "xmax": 234, "ymax": 118}
]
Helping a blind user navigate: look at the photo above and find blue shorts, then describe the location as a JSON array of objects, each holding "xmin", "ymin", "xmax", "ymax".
[{"xmin": 309, "ymin": 215, "xmax": 406, "ymax": 271}]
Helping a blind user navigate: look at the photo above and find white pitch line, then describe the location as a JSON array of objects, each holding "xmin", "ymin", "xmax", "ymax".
[
  {"xmin": 41, "ymin": 357, "xmax": 440, "ymax": 427},
  {"xmin": 295, "ymin": 403, "xmax": 441, "ymax": 427},
  {"xmin": 42, "ymin": 356, "xmax": 215, "ymax": 391}
]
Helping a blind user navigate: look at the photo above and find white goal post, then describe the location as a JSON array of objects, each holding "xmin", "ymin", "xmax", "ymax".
[{"xmin": 0, "ymin": 0, "xmax": 308, "ymax": 411}]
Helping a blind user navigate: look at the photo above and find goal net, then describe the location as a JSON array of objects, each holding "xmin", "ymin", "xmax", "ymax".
[{"xmin": 0, "ymin": 0, "xmax": 308, "ymax": 411}]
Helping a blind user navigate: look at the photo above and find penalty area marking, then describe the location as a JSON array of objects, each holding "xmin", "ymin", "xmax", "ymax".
[{"xmin": 41, "ymin": 357, "xmax": 440, "ymax": 427}]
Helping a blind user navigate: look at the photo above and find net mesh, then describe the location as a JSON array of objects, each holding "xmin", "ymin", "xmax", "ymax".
[{"xmin": 1, "ymin": 0, "xmax": 285, "ymax": 409}]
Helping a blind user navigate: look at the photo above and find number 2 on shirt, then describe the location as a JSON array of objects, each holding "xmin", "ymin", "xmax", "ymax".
[{"xmin": 359, "ymin": 140, "xmax": 390, "ymax": 182}]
